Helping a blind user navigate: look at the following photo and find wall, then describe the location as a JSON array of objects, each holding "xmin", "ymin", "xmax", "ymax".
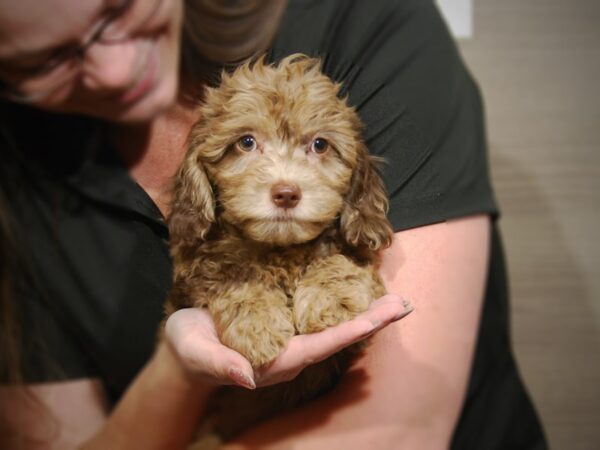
[{"xmin": 448, "ymin": 1, "xmax": 600, "ymax": 448}]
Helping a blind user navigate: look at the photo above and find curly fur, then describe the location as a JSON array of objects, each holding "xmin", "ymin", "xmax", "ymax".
[{"xmin": 165, "ymin": 54, "xmax": 393, "ymax": 448}]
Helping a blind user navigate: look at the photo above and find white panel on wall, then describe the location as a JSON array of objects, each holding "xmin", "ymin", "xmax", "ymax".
[{"xmin": 436, "ymin": 0, "xmax": 473, "ymax": 39}]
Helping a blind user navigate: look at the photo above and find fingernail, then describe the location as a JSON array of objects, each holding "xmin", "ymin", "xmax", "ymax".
[
  {"xmin": 360, "ymin": 320, "xmax": 381, "ymax": 339},
  {"xmin": 228, "ymin": 367, "xmax": 256, "ymax": 390},
  {"xmin": 371, "ymin": 319, "xmax": 383, "ymax": 329},
  {"xmin": 394, "ymin": 300, "xmax": 414, "ymax": 320}
]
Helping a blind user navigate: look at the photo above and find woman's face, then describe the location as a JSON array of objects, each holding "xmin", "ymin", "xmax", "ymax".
[{"xmin": 0, "ymin": 0, "xmax": 183, "ymax": 123}]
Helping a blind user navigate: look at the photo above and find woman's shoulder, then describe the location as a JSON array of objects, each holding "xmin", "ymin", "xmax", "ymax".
[
  {"xmin": 271, "ymin": 0, "xmax": 498, "ymax": 231},
  {"xmin": 273, "ymin": 0, "xmax": 434, "ymax": 60}
]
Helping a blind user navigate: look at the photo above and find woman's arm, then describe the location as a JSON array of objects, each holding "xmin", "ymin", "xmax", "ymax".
[
  {"xmin": 0, "ymin": 341, "xmax": 213, "ymax": 450},
  {"xmin": 83, "ymin": 341, "xmax": 213, "ymax": 450},
  {"xmin": 225, "ymin": 214, "xmax": 491, "ymax": 449},
  {"xmin": 0, "ymin": 290, "xmax": 409, "ymax": 449},
  {"xmin": 0, "ymin": 378, "xmax": 108, "ymax": 450}
]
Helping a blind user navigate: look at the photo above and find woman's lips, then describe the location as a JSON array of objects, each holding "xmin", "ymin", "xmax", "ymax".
[{"xmin": 118, "ymin": 45, "xmax": 158, "ymax": 104}]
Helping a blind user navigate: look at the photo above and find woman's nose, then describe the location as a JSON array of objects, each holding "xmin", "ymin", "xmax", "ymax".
[{"xmin": 79, "ymin": 40, "xmax": 142, "ymax": 92}]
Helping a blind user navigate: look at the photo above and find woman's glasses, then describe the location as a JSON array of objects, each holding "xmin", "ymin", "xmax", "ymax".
[{"xmin": 0, "ymin": 0, "xmax": 163, "ymax": 103}]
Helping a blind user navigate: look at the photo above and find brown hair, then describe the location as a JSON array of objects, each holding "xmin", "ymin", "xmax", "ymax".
[
  {"xmin": 180, "ymin": 0, "xmax": 288, "ymax": 93},
  {"xmin": 0, "ymin": 193, "xmax": 22, "ymax": 385},
  {"xmin": 0, "ymin": 119, "xmax": 27, "ymax": 385}
]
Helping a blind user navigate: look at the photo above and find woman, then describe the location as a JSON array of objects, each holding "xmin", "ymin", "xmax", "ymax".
[{"xmin": 0, "ymin": 0, "xmax": 546, "ymax": 448}]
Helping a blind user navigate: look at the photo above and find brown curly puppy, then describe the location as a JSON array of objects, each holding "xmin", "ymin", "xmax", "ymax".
[{"xmin": 165, "ymin": 54, "xmax": 393, "ymax": 447}]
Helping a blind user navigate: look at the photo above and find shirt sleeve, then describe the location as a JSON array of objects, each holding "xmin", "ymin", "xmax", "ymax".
[
  {"xmin": 15, "ymin": 285, "xmax": 98, "ymax": 383},
  {"xmin": 1, "ymin": 110, "xmax": 173, "ymax": 400},
  {"xmin": 271, "ymin": 0, "xmax": 498, "ymax": 231},
  {"xmin": 6, "ymin": 170, "xmax": 170, "ymax": 400}
]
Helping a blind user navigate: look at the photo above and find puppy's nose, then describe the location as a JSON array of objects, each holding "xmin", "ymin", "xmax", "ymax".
[{"xmin": 271, "ymin": 182, "xmax": 302, "ymax": 209}]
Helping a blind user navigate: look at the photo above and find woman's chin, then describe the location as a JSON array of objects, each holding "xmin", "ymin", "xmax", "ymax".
[
  {"xmin": 243, "ymin": 220, "xmax": 326, "ymax": 246},
  {"xmin": 106, "ymin": 77, "xmax": 179, "ymax": 124}
]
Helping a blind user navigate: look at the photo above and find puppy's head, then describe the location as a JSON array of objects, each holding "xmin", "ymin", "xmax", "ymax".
[{"xmin": 170, "ymin": 54, "xmax": 392, "ymax": 249}]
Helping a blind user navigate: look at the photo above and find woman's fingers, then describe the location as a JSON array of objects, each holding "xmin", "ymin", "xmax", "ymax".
[
  {"xmin": 165, "ymin": 308, "xmax": 256, "ymax": 389},
  {"xmin": 255, "ymin": 294, "xmax": 412, "ymax": 386},
  {"xmin": 165, "ymin": 308, "xmax": 219, "ymax": 343},
  {"xmin": 165, "ymin": 296, "xmax": 413, "ymax": 389},
  {"xmin": 178, "ymin": 337, "xmax": 256, "ymax": 388},
  {"xmin": 358, "ymin": 294, "xmax": 414, "ymax": 331}
]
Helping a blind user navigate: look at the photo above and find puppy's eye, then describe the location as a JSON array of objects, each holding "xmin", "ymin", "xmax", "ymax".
[
  {"xmin": 237, "ymin": 135, "xmax": 257, "ymax": 152},
  {"xmin": 311, "ymin": 138, "xmax": 329, "ymax": 154}
]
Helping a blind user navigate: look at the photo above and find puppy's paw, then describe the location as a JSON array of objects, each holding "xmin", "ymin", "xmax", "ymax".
[
  {"xmin": 293, "ymin": 255, "xmax": 380, "ymax": 334},
  {"xmin": 220, "ymin": 307, "xmax": 295, "ymax": 368},
  {"xmin": 293, "ymin": 284, "xmax": 371, "ymax": 334}
]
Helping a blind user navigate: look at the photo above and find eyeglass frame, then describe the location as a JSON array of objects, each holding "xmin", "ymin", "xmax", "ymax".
[{"xmin": 0, "ymin": 0, "xmax": 163, "ymax": 103}]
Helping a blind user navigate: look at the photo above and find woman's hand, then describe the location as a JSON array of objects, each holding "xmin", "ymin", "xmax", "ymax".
[
  {"xmin": 255, "ymin": 294, "xmax": 412, "ymax": 386},
  {"xmin": 164, "ymin": 294, "xmax": 413, "ymax": 390},
  {"xmin": 165, "ymin": 307, "xmax": 258, "ymax": 389}
]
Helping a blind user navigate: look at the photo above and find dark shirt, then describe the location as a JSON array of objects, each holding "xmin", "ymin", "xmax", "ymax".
[{"xmin": 1, "ymin": 0, "xmax": 546, "ymax": 448}]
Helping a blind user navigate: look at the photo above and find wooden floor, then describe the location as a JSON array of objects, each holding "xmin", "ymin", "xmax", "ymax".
[{"xmin": 457, "ymin": 1, "xmax": 600, "ymax": 448}]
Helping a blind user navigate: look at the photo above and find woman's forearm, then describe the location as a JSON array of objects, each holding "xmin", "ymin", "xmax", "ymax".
[
  {"xmin": 221, "ymin": 326, "xmax": 453, "ymax": 450},
  {"xmin": 222, "ymin": 217, "xmax": 490, "ymax": 449},
  {"xmin": 83, "ymin": 341, "xmax": 214, "ymax": 450}
]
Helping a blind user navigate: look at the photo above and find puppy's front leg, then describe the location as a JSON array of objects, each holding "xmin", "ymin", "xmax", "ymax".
[
  {"xmin": 209, "ymin": 284, "xmax": 295, "ymax": 368},
  {"xmin": 293, "ymin": 255, "xmax": 386, "ymax": 334}
]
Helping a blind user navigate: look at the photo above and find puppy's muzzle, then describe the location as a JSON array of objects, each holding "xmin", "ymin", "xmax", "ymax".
[{"xmin": 271, "ymin": 182, "xmax": 302, "ymax": 209}]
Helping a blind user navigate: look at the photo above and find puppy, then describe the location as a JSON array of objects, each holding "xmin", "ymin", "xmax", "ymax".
[{"xmin": 166, "ymin": 54, "xmax": 393, "ymax": 447}]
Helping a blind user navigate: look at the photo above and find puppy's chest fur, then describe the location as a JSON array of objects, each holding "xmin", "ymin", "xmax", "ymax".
[
  {"xmin": 170, "ymin": 225, "xmax": 374, "ymax": 312},
  {"xmin": 169, "ymin": 226, "xmax": 386, "ymax": 446}
]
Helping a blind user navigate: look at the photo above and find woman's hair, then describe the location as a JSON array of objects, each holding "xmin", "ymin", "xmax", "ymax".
[
  {"xmin": 181, "ymin": 0, "xmax": 287, "ymax": 94},
  {"xmin": 0, "ymin": 128, "xmax": 26, "ymax": 385},
  {"xmin": 0, "ymin": 199, "xmax": 22, "ymax": 385}
]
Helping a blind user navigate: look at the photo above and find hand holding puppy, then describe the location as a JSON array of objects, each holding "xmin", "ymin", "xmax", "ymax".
[{"xmin": 164, "ymin": 294, "xmax": 412, "ymax": 389}]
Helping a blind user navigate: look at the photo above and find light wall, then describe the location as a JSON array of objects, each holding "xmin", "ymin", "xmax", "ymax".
[{"xmin": 450, "ymin": 1, "xmax": 600, "ymax": 449}]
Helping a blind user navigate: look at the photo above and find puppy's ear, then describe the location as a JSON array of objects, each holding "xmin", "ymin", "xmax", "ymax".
[
  {"xmin": 168, "ymin": 152, "xmax": 215, "ymax": 248},
  {"xmin": 340, "ymin": 145, "xmax": 394, "ymax": 251}
]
